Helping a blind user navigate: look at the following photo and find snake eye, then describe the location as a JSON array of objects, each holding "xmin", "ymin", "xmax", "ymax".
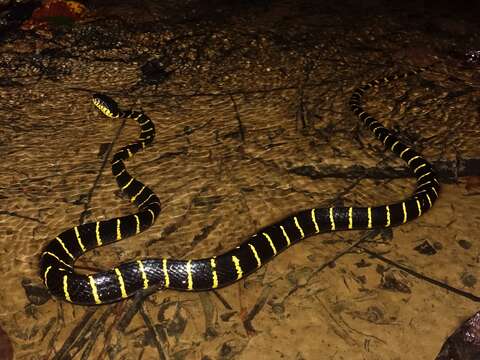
[{"xmin": 93, "ymin": 93, "xmax": 119, "ymax": 117}]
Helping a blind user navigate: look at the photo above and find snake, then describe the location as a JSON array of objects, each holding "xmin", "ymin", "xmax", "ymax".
[{"xmin": 39, "ymin": 66, "xmax": 440, "ymax": 305}]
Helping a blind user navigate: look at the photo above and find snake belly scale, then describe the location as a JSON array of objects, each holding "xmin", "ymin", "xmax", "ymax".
[{"xmin": 39, "ymin": 67, "xmax": 440, "ymax": 305}]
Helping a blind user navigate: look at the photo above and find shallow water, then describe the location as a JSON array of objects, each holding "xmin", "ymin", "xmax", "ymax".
[{"xmin": 0, "ymin": 1, "xmax": 479, "ymax": 359}]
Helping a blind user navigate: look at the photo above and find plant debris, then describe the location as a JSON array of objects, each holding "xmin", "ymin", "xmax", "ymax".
[{"xmin": 21, "ymin": 0, "xmax": 87, "ymax": 33}]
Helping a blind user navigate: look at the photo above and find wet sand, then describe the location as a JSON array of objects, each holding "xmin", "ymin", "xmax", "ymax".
[{"xmin": 0, "ymin": 1, "xmax": 479, "ymax": 359}]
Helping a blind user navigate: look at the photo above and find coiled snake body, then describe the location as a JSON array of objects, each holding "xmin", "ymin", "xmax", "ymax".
[{"xmin": 40, "ymin": 67, "xmax": 440, "ymax": 305}]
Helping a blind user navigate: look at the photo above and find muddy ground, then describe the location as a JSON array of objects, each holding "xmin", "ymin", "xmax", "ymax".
[{"xmin": 0, "ymin": 0, "xmax": 479, "ymax": 359}]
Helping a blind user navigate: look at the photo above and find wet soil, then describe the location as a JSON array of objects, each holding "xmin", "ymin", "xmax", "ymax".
[{"xmin": 0, "ymin": 1, "xmax": 479, "ymax": 359}]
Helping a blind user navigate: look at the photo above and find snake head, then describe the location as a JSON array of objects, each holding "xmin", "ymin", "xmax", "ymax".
[{"xmin": 93, "ymin": 94, "xmax": 119, "ymax": 118}]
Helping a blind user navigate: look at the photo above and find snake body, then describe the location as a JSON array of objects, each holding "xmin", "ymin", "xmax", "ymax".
[{"xmin": 40, "ymin": 67, "xmax": 440, "ymax": 305}]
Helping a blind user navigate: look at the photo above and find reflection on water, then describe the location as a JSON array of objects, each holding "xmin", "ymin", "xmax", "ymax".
[{"xmin": 0, "ymin": 1, "xmax": 479, "ymax": 359}]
